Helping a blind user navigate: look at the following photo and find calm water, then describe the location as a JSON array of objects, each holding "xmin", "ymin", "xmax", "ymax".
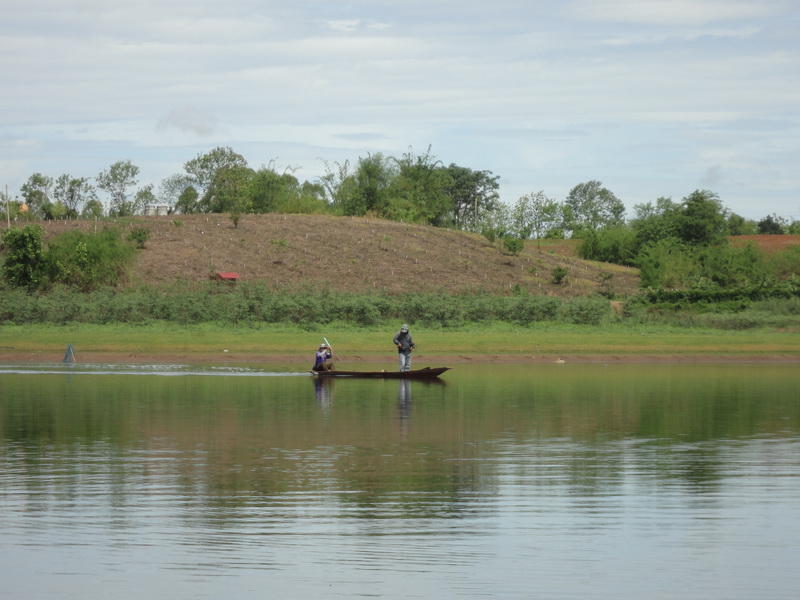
[{"xmin": 1, "ymin": 362, "xmax": 799, "ymax": 599}]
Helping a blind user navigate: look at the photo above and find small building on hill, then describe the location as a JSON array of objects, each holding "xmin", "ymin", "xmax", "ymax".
[
  {"xmin": 213, "ymin": 272, "xmax": 240, "ymax": 284},
  {"xmin": 144, "ymin": 204, "xmax": 170, "ymax": 216}
]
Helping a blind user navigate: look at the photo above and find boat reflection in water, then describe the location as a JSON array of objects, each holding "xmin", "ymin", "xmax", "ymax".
[{"xmin": 313, "ymin": 366, "xmax": 451, "ymax": 379}]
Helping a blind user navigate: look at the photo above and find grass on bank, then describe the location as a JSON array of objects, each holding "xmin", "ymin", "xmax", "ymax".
[{"xmin": 2, "ymin": 322, "xmax": 798, "ymax": 362}]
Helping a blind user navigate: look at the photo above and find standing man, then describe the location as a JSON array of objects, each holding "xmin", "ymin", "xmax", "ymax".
[{"xmin": 392, "ymin": 324, "xmax": 416, "ymax": 372}]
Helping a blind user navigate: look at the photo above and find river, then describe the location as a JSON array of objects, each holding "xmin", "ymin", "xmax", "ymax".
[{"xmin": 1, "ymin": 362, "xmax": 798, "ymax": 599}]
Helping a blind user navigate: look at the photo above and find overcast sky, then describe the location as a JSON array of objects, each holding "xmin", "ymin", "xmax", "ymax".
[{"xmin": 2, "ymin": 0, "xmax": 799, "ymax": 220}]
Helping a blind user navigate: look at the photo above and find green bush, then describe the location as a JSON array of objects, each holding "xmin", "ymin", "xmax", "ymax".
[
  {"xmin": 551, "ymin": 267, "xmax": 568, "ymax": 285},
  {"xmin": 127, "ymin": 227, "xmax": 151, "ymax": 249},
  {"xmin": 0, "ymin": 285, "xmax": 41, "ymax": 323},
  {"xmin": 3, "ymin": 279, "xmax": 798, "ymax": 329},
  {"xmin": 749, "ymin": 297, "xmax": 800, "ymax": 315},
  {"xmin": 769, "ymin": 245, "xmax": 800, "ymax": 280},
  {"xmin": 503, "ymin": 237, "xmax": 524, "ymax": 255},
  {"xmin": 46, "ymin": 228, "xmax": 136, "ymax": 291},
  {"xmin": 577, "ymin": 227, "xmax": 637, "ymax": 265},
  {"xmin": 557, "ymin": 296, "xmax": 611, "ymax": 325},
  {"xmin": 502, "ymin": 295, "xmax": 560, "ymax": 325},
  {"xmin": 2, "ymin": 226, "xmax": 137, "ymax": 292},
  {"xmin": 2, "ymin": 225, "xmax": 47, "ymax": 289}
]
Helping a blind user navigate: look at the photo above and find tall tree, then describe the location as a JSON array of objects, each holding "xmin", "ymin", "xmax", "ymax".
[
  {"xmin": 678, "ymin": 189, "xmax": 727, "ymax": 246},
  {"xmin": 289, "ymin": 181, "xmax": 329, "ymax": 214},
  {"xmin": 512, "ymin": 191, "xmax": 560, "ymax": 240},
  {"xmin": 391, "ymin": 147, "xmax": 452, "ymax": 226},
  {"xmin": 630, "ymin": 197, "xmax": 681, "ymax": 249},
  {"xmin": 249, "ymin": 167, "xmax": 301, "ymax": 213},
  {"xmin": 446, "ymin": 164, "xmax": 500, "ymax": 231},
  {"xmin": 329, "ymin": 154, "xmax": 395, "ymax": 217},
  {"xmin": 184, "ymin": 146, "xmax": 249, "ymax": 200},
  {"xmin": 355, "ymin": 153, "xmax": 395, "ymax": 216},
  {"xmin": 174, "ymin": 186, "xmax": 200, "ymax": 214},
  {"xmin": 202, "ymin": 165, "xmax": 254, "ymax": 213},
  {"xmin": 319, "ymin": 159, "xmax": 351, "ymax": 206},
  {"xmin": 158, "ymin": 174, "xmax": 193, "ymax": 211},
  {"xmin": 477, "ymin": 203, "xmax": 513, "ymax": 242},
  {"xmin": 564, "ymin": 180, "xmax": 625, "ymax": 233},
  {"xmin": 134, "ymin": 184, "xmax": 158, "ymax": 215},
  {"xmin": 53, "ymin": 175, "xmax": 97, "ymax": 218},
  {"xmin": 757, "ymin": 214, "xmax": 786, "ymax": 235},
  {"xmin": 727, "ymin": 212, "xmax": 755, "ymax": 236},
  {"xmin": 81, "ymin": 198, "xmax": 105, "ymax": 219},
  {"xmin": 96, "ymin": 160, "xmax": 140, "ymax": 216},
  {"xmin": 20, "ymin": 173, "xmax": 54, "ymax": 218}
]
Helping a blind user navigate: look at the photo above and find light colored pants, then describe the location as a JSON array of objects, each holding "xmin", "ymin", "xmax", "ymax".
[{"xmin": 398, "ymin": 351, "xmax": 412, "ymax": 371}]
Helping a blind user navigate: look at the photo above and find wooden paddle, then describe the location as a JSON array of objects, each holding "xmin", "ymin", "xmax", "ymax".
[{"xmin": 323, "ymin": 337, "xmax": 337, "ymax": 370}]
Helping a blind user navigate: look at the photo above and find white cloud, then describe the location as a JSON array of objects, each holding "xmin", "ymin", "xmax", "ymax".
[
  {"xmin": 322, "ymin": 19, "xmax": 363, "ymax": 32},
  {"xmin": 602, "ymin": 26, "xmax": 761, "ymax": 46},
  {"xmin": 1, "ymin": 0, "xmax": 798, "ymax": 219},
  {"xmin": 157, "ymin": 106, "xmax": 219, "ymax": 136},
  {"xmin": 565, "ymin": 0, "xmax": 788, "ymax": 26}
]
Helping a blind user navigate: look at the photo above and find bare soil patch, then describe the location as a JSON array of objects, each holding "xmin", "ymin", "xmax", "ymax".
[
  {"xmin": 730, "ymin": 235, "xmax": 800, "ymax": 254},
  {"xmin": 38, "ymin": 214, "xmax": 640, "ymax": 296}
]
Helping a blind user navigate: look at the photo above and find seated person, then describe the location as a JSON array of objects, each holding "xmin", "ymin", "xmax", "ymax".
[{"xmin": 313, "ymin": 344, "xmax": 333, "ymax": 371}]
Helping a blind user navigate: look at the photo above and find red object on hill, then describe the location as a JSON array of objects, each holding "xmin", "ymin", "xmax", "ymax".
[{"xmin": 213, "ymin": 272, "xmax": 240, "ymax": 282}]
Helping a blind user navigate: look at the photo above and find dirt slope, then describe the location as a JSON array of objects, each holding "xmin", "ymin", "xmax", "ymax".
[{"xmin": 39, "ymin": 214, "xmax": 640, "ymax": 296}]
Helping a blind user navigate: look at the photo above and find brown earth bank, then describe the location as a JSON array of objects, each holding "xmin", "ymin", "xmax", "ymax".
[
  {"xmin": 730, "ymin": 234, "xmax": 800, "ymax": 253},
  {"xmin": 32, "ymin": 217, "xmax": 800, "ymax": 298},
  {"xmin": 36, "ymin": 214, "xmax": 639, "ymax": 296},
  {"xmin": 3, "ymin": 351, "xmax": 798, "ymax": 365}
]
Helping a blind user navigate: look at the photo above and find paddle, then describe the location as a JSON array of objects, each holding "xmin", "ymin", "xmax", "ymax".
[{"xmin": 323, "ymin": 337, "xmax": 337, "ymax": 370}]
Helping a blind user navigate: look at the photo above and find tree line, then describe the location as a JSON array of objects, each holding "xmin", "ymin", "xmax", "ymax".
[
  {"xmin": 4, "ymin": 146, "xmax": 502, "ymax": 230},
  {"xmin": 4, "ymin": 145, "xmax": 798, "ymax": 237},
  {"xmin": 571, "ymin": 190, "xmax": 800, "ymax": 291}
]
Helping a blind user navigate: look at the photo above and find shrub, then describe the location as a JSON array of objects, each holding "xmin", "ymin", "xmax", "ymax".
[
  {"xmin": 0, "ymin": 286, "xmax": 40, "ymax": 323},
  {"xmin": 47, "ymin": 228, "xmax": 136, "ymax": 291},
  {"xmin": 503, "ymin": 295, "xmax": 560, "ymax": 325},
  {"xmin": 636, "ymin": 238, "xmax": 695, "ymax": 289},
  {"xmin": 557, "ymin": 296, "xmax": 611, "ymax": 325},
  {"xmin": 769, "ymin": 246, "xmax": 800, "ymax": 280},
  {"xmin": 577, "ymin": 226, "xmax": 637, "ymax": 265},
  {"xmin": 551, "ymin": 267, "xmax": 568, "ymax": 285},
  {"xmin": 4, "ymin": 280, "xmax": 797, "ymax": 328},
  {"xmin": 752, "ymin": 297, "xmax": 800, "ymax": 315},
  {"xmin": 503, "ymin": 237, "xmax": 524, "ymax": 255},
  {"xmin": 127, "ymin": 227, "xmax": 151, "ymax": 249},
  {"xmin": 2, "ymin": 225, "xmax": 47, "ymax": 289}
]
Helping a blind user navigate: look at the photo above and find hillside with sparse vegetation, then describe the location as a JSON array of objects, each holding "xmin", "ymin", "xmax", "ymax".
[{"xmin": 28, "ymin": 214, "xmax": 639, "ymax": 297}]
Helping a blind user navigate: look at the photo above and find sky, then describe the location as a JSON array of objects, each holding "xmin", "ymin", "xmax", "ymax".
[{"xmin": 2, "ymin": 0, "xmax": 799, "ymax": 220}]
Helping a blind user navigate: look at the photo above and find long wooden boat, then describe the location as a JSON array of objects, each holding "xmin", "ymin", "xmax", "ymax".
[{"xmin": 313, "ymin": 366, "xmax": 451, "ymax": 379}]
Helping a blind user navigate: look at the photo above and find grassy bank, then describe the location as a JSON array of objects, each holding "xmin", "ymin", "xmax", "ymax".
[{"xmin": 2, "ymin": 322, "xmax": 798, "ymax": 363}]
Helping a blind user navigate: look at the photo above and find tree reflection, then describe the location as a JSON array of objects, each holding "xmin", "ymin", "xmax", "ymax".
[{"xmin": 1, "ymin": 364, "xmax": 798, "ymax": 524}]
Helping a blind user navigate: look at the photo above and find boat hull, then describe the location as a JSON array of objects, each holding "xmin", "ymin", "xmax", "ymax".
[{"xmin": 313, "ymin": 366, "xmax": 450, "ymax": 379}]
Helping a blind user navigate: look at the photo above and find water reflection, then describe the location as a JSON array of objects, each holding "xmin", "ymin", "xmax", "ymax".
[
  {"xmin": 313, "ymin": 376, "xmax": 334, "ymax": 417},
  {"xmin": 1, "ymin": 363, "xmax": 799, "ymax": 600},
  {"xmin": 397, "ymin": 379, "xmax": 411, "ymax": 437}
]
